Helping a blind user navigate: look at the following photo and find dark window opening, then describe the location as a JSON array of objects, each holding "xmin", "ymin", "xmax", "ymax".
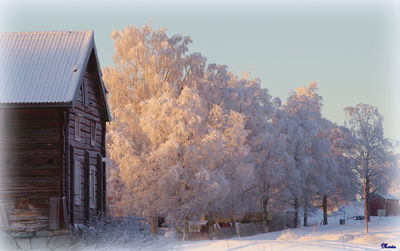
[{"xmin": 82, "ymin": 80, "xmax": 89, "ymax": 108}]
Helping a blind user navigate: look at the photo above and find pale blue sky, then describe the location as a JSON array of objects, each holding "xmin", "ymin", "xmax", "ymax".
[{"xmin": 2, "ymin": 0, "xmax": 399, "ymax": 143}]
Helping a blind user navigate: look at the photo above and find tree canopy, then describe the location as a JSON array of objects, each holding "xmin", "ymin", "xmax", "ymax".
[{"xmin": 104, "ymin": 25, "xmax": 398, "ymax": 229}]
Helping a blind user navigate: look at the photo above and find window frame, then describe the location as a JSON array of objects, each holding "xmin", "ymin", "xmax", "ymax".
[
  {"xmin": 89, "ymin": 165, "xmax": 97, "ymax": 209},
  {"xmin": 74, "ymin": 116, "xmax": 81, "ymax": 142},
  {"xmin": 82, "ymin": 79, "xmax": 89, "ymax": 108},
  {"xmin": 74, "ymin": 160, "xmax": 82, "ymax": 206},
  {"xmin": 90, "ymin": 120, "xmax": 96, "ymax": 146}
]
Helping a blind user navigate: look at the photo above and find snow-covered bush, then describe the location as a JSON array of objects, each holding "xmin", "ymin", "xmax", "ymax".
[
  {"xmin": 277, "ymin": 228, "xmax": 299, "ymax": 240},
  {"xmin": 71, "ymin": 216, "xmax": 169, "ymax": 250}
]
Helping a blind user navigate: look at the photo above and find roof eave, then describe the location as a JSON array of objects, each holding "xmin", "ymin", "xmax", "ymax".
[
  {"xmin": 0, "ymin": 102, "xmax": 72, "ymax": 108},
  {"xmin": 70, "ymin": 31, "xmax": 112, "ymax": 122},
  {"xmin": 92, "ymin": 43, "xmax": 112, "ymax": 122}
]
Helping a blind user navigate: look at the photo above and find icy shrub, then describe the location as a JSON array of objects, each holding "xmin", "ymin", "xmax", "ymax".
[
  {"xmin": 71, "ymin": 216, "xmax": 168, "ymax": 250},
  {"xmin": 341, "ymin": 233, "xmax": 355, "ymax": 242},
  {"xmin": 161, "ymin": 227, "xmax": 176, "ymax": 239},
  {"xmin": 276, "ymin": 229, "xmax": 299, "ymax": 240}
]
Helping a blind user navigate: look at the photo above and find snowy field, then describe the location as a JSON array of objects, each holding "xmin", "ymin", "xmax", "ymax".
[
  {"xmin": 77, "ymin": 215, "xmax": 399, "ymax": 251},
  {"xmin": 72, "ymin": 201, "xmax": 400, "ymax": 251},
  {"xmin": 171, "ymin": 216, "xmax": 400, "ymax": 251}
]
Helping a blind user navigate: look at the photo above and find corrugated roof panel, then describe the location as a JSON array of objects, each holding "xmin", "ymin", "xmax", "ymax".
[{"xmin": 0, "ymin": 30, "xmax": 93, "ymax": 104}]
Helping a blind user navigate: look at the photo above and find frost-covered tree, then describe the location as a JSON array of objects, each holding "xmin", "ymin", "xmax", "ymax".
[
  {"xmin": 244, "ymin": 98, "xmax": 294, "ymax": 230},
  {"xmin": 323, "ymin": 124, "xmax": 357, "ymax": 224},
  {"xmin": 277, "ymin": 83, "xmax": 318, "ymax": 227},
  {"xmin": 104, "ymin": 25, "xmax": 257, "ymax": 227},
  {"xmin": 279, "ymin": 82, "xmax": 341, "ymax": 227},
  {"xmin": 344, "ymin": 103, "xmax": 394, "ymax": 233},
  {"xmin": 103, "ymin": 25, "xmax": 393, "ymax": 234},
  {"xmin": 226, "ymin": 76, "xmax": 283, "ymax": 231}
]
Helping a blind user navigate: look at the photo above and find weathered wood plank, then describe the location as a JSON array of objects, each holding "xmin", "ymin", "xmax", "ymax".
[
  {"xmin": 49, "ymin": 198, "xmax": 60, "ymax": 230},
  {"xmin": 96, "ymin": 154, "xmax": 103, "ymax": 214},
  {"xmin": 84, "ymin": 151, "xmax": 90, "ymax": 223},
  {"xmin": 4, "ymin": 167, "xmax": 60, "ymax": 176},
  {"xmin": 69, "ymin": 145, "xmax": 75, "ymax": 226},
  {"xmin": 0, "ymin": 190, "xmax": 60, "ymax": 198}
]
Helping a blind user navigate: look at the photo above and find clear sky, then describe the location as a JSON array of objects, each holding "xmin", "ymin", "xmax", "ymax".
[{"xmin": 1, "ymin": 0, "xmax": 399, "ymax": 143}]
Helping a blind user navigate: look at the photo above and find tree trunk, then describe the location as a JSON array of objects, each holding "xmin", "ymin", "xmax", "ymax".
[
  {"xmin": 207, "ymin": 213, "xmax": 215, "ymax": 240},
  {"xmin": 363, "ymin": 179, "xmax": 369, "ymax": 234},
  {"xmin": 322, "ymin": 195, "xmax": 328, "ymax": 225},
  {"xmin": 262, "ymin": 198, "xmax": 269, "ymax": 233},
  {"xmin": 303, "ymin": 206, "xmax": 308, "ymax": 227},
  {"xmin": 294, "ymin": 198, "xmax": 298, "ymax": 228},
  {"xmin": 366, "ymin": 180, "xmax": 371, "ymax": 222},
  {"xmin": 262, "ymin": 182, "xmax": 270, "ymax": 233},
  {"xmin": 208, "ymin": 220, "xmax": 214, "ymax": 240},
  {"xmin": 149, "ymin": 216, "xmax": 158, "ymax": 234}
]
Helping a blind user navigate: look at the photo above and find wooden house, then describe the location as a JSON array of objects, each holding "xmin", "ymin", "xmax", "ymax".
[
  {"xmin": 0, "ymin": 31, "xmax": 111, "ymax": 234},
  {"xmin": 370, "ymin": 193, "xmax": 400, "ymax": 216}
]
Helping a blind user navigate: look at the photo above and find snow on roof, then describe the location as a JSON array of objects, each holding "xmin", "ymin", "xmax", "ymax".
[
  {"xmin": 0, "ymin": 31, "xmax": 93, "ymax": 104},
  {"xmin": 376, "ymin": 192, "xmax": 400, "ymax": 200}
]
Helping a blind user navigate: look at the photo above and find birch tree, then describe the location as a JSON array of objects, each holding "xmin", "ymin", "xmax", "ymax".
[
  {"xmin": 280, "ymin": 82, "xmax": 341, "ymax": 227},
  {"xmin": 278, "ymin": 83, "xmax": 322, "ymax": 227},
  {"xmin": 344, "ymin": 103, "xmax": 394, "ymax": 233},
  {"xmin": 104, "ymin": 25, "xmax": 256, "ymax": 227},
  {"xmin": 323, "ymin": 125, "xmax": 357, "ymax": 225}
]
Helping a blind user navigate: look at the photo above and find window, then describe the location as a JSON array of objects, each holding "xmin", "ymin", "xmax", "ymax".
[
  {"xmin": 90, "ymin": 120, "xmax": 96, "ymax": 146},
  {"xmin": 74, "ymin": 160, "xmax": 82, "ymax": 205},
  {"xmin": 79, "ymin": 83, "xmax": 84, "ymax": 102},
  {"xmin": 89, "ymin": 165, "xmax": 97, "ymax": 209},
  {"xmin": 75, "ymin": 116, "xmax": 81, "ymax": 141},
  {"xmin": 82, "ymin": 80, "xmax": 89, "ymax": 108}
]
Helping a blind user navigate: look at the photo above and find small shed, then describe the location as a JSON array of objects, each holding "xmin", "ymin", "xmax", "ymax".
[
  {"xmin": 369, "ymin": 193, "xmax": 400, "ymax": 216},
  {"xmin": 0, "ymin": 31, "xmax": 111, "ymax": 235}
]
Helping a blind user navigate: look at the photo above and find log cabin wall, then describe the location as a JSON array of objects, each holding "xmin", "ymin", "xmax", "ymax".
[
  {"xmin": 0, "ymin": 31, "xmax": 110, "ymax": 233},
  {"xmin": 68, "ymin": 50, "xmax": 106, "ymax": 226},
  {"xmin": 0, "ymin": 108, "xmax": 64, "ymax": 232}
]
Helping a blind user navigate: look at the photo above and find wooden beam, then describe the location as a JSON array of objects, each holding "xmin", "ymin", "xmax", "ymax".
[
  {"xmin": 102, "ymin": 157, "xmax": 106, "ymax": 214},
  {"xmin": 96, "ymin": 154, "xmax": 103, "ymax": 215},
  {"xmin": 49, "ymin": 197, "xmax": 60, "ymax": 230},
  {"xmin": 69, "ymin": 145, "xmax": 75, "ymax": 226},
  {"xmin": 84, "ymin": 150, "xmax": 90, "ymax": 223},
  {"xmin": 61, "ymin": 196, "xmax": 68, "ymax": 229},
  {"xmin": 64, "ymin": 110, "xmax": 71, "ymax": 228}
]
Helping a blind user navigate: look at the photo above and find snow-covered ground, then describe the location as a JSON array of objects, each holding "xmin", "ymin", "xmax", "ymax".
[
  {"xmin": 171, "ymin": 216, "xmax": 399, "ymax": 251},
  {"xmin": 77, "ymin": 202, "xmax": 399, "ymax": 251},
  {"xmin": 79, "ymin": 216, "xmax": 399, "ymax": 251}
]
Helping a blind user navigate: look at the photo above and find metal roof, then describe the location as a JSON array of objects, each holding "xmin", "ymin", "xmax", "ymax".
[{"xmin": 0, "ymin": 30, "xmax": 94, "ymax": 104}]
